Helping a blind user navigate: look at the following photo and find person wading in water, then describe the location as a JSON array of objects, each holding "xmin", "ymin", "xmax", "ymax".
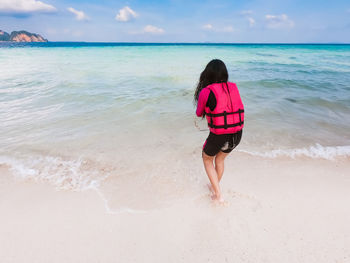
[{"xmin": 194, "ymin": 59, "xmax": 244, "ymax": 204}]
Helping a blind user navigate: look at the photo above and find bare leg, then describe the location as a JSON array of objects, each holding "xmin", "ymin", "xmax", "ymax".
[
  {"xmin": 202, "ymin": 151, "xmax": 222, "ymax": 201},
  {"xmin": 215, "ymin": 151, "xmax": 230, "ymax": 182}
]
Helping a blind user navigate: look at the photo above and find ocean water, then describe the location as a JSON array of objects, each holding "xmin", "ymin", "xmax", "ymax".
[{"xmin": 1, "ymin": 43, "xmax": 350, "ymax": 210}]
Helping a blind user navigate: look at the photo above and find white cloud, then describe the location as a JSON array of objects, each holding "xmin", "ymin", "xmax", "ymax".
[
  {"xmin": 265, "ymin": 14, "xmax": 294, "ymax": 29},
  {"xmin": 67, "ymin": 7, "xmax": 89, "ymax": 21},
  {"xmin": 115, "ymin": 6, "xmax": 137, "ymax": 22},
  {"xmin": 143, "ymin": 25, "xmax": 164, "ymax": 34},
  {"xmin": 240, "ymin": 10, "xmax": 256, "ymax": 28},
  {"xmin": 202, "ymin": 24, "xmax": 234, "ymax": 32},
  {"xmin": 0, "ymin": 0, "xmax": 56, "ymax": 14},
  {"xmin": 248, "ymin": 17, "xmax": 255, "ymax": 27}
]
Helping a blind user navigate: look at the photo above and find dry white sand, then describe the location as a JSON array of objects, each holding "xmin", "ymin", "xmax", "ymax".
[{"xmin": 0, "ymin": 155, "xmax": 350, "ymax": 263}]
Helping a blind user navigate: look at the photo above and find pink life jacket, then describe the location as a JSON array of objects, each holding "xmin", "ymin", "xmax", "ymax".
[{"xmin": 205, "ymin": 82, "xmax": 244, "ymax": 135}]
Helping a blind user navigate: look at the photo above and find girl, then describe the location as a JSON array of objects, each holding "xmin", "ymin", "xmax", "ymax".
[{"xmin": 194, "ymin": 59, "xmax": 244, "ymax": 203}]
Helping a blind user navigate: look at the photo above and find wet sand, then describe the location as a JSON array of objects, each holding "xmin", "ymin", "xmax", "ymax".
[{"xmin": 0, "ymin": 155, "xmax": 349, "ymax": 263}]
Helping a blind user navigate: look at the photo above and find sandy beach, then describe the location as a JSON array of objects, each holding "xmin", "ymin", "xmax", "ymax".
[
  {"xmin": 1, "ymin": 43, "xmax": 350, "ymax": 263},
  {"xmin": 1, "ymin": 154, "xmax": 349, "ymax": 263},
  {"xmin": 1, "ymin": 0, "xmax": 350, "ymax": 260}
]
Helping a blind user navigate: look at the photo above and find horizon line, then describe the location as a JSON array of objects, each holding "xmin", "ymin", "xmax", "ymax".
[{"xmin": 2, "ymin": 41, "xmax": 350, "ymax": 45}]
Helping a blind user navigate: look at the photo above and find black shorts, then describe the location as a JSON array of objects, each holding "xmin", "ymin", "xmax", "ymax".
[{"xmin": 203, "ymin": 130, "xmax": 243, "ymax": 156}]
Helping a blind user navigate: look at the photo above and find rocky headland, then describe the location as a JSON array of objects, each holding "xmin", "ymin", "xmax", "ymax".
[{"xmin": 0, "ymin": 30, "xmax": 48, "ymax": 42}]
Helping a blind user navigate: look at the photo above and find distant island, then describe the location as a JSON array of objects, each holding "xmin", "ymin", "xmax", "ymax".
[{"xmin": 0, "ymin": 30, "xmax": 47, "ymax": 42}]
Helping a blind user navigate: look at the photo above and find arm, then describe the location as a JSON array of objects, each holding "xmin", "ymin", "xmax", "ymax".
[{"xmin": 196, "ymin": 88, "xmax": 210, "ymax": 117}]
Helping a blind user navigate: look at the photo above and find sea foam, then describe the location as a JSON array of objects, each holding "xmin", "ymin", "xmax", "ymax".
[
  {"xmin": 0, "ymin": 155, "xmax": 108, "ymax": 191},
  {"xmin": 239, "ymin": 144, "xmax": 350, "ymax": 160}
]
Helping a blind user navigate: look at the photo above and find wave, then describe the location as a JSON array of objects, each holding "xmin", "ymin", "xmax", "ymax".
[
  {"xmin": 0, "ymin": 154, "xmax": 154, "ymax": 214},
  {"xmin": 0, "ymin": 155, "xmax": 109, "ymax": 191},
  {"xmin": 239, "ymin": 144, "xmax": 350, "ymax": 160}
]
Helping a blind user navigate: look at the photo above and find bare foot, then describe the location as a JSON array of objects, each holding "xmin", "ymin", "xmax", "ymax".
[
  {"xmin": 213, "ymin": 196, "xmax": 229, "ymax": 207},
  {"xmin": 207, "ymin": 185, "xmax": 228, "ymax": 206}
]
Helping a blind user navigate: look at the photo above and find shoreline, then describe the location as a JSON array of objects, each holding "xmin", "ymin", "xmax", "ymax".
[{"xmin": 1, "ymin": 155, "xmax": 349, "ymax": 262}]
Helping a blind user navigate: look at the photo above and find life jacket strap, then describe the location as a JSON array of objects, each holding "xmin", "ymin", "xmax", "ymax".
[
  {"xmin": 206, "ymin": 109, "xmax": 244, "ymax": 117},
  {"xmin": 208, "ymin": 121, "xmax": 244, "ymax": 129}
]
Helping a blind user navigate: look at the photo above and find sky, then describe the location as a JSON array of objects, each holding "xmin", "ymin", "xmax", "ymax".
[{"xmin": 0, "ymin": 0, "xmax": 350, "ymax": 42}]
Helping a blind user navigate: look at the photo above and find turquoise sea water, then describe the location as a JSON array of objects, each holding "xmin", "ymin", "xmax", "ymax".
[{"xmin": 0, "ymin": 43, "xmax": 350, "ymax": 202}]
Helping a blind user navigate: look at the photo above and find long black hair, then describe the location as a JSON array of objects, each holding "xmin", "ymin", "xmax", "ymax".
[{"xmin": 194, "ymin": 59, "xmax": 228, "ymax": 105}]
